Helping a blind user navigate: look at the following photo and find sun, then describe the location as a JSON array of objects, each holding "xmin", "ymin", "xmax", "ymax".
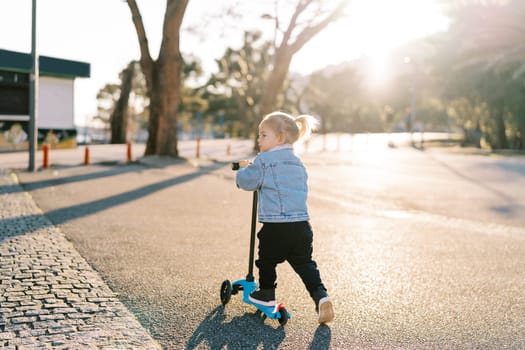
[{"xmin": 292, "ymin": 0, "xmax": 449, "ymax": 77}]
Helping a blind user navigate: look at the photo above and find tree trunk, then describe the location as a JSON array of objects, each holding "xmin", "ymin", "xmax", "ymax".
[
  {"xmin": 518, "ymin": 126, "xmax": 525, "ymax": 150},
  {"xmin": 127, "ymin": 0, "xmax": 188, "ymax": 157},
  {"xmin": 494, "ymin": 110, "xmax": 508, "ymax": 149},
  {"xmin": 251, "ymin": 50, "xmax": 294, "ymax": 150},
  {"xmin": 517, "ymin": 113, "xmax": 525, "ymax": 150},
  {"xmin": 259, "ymin": 49, "xmax": 293, "ymax": 118},
  {"xmin": 145, "ymin": 66, "xmax": 160, "ymax": 155},
  {"xmin": 110, "ymin": 63, "xmax": 134, "ymax": 144},
  {"xmin": 156, "ymin": 54, "xmax": 182, "ymax": 156}
]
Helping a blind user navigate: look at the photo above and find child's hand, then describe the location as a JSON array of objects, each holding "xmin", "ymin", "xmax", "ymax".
[{"xmin": 238, "ymin": 160, "xmax": 252, "ymax": 167}]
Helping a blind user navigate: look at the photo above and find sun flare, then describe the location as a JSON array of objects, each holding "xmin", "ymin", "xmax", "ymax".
[{"xmin": 293, "ymin": 0, "xmax": 449, "ymax": 78}]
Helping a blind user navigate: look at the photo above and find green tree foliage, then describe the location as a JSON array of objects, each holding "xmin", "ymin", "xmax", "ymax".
[
  {"xmin": 96, "ymin": 57, "xmax": 204, "ymax": 143},
  {"xmin": 299, "ymin": 0, "xmax": 525, "ymax": 149},
  {"xmin": 445, "ymin": 0, "xmax": 525, "ymax": 78},
  {"xmin": 94, "ymin": 83, "xmax": 120, "ymax": 129},
  {"xmin": 202, "ymin": 31, "xmax": 273, "ymax": 138},
  {"xmin": 301, "ymin": 56, "xmax": 437, "ymax": 134},
  {"xmin": 436, "ymin": 0, "xmax": 525, "ymax": 148},
  {"xmin": 95, "ymin": 62, "xmax": 149, "ymax": 142},
  {"xmin": 103, "ymin": 0, "xmax": 524, "ymax": 150},
  {"xmin": 302, "ymin": 66, "xmax": 380, "ymax": 133}
]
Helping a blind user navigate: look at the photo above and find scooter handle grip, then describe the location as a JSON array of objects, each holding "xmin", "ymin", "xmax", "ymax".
[{"xmin": 232, "ymin": 162, "xmax": 240, "ymax": 171}]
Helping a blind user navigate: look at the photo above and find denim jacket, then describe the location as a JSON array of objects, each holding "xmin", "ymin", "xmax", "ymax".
[{"xmin": 236, "ymin": 145, "xmax": 310, "ymax": 223}]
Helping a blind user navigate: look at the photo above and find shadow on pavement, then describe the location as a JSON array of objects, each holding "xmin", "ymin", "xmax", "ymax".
[
  {"xmin": 20, "ymin": 163, "xmax": 148, "ymax": 192},
  {"xmin": 1, "ymin": 158, "xmax": 195, "ymax": 194},
  {"xmin": 0, "ymin": 163, "xmax": 146, "ymax": 195},
  {"xmin": 423, "ymin": 152, "xmax": 519, "ymax": 216},
  {"xmin": 308, "ymin": 325, "xmax": 332, "ymax": 350},
  {"xmin": 186, "ymin": 306, "xmax": 285, "ymax": 350},
  {"xmin": 186, "ymin": 306, "xmax": 333, "ymax": 350},
  {"xmin": 0, "ymin": 161, "xmax": 230, "ymax": 241}
]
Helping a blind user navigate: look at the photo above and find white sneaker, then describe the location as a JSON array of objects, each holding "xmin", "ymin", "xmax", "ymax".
[{"xmin": 317, "ymin": 297, "xmax": 334, "ymax": 324}]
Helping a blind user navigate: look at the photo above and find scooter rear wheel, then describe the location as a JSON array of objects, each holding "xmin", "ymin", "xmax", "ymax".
[
  {"xmin": 278, "ymin": 307, "xmax": 289, "ymax": 326},
  {"xmin": 220, "ymin": 280, "xmax": 232, "ymax": 305}
]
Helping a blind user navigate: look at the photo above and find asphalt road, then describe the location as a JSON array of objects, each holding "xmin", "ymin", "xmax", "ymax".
[{"xmin": 7, "ymin": 139, "xmax": 525, "ymax": 349}]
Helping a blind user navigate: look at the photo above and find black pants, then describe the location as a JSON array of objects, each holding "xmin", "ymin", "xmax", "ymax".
[{"xmin": 255, "ymin": 221, "xmax": 325, "ymax": 295}]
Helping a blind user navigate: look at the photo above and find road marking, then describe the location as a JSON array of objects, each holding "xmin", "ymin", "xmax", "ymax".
[{"xmin": 376, "ymin": 210, "xmax": 413, "ymax": 219}]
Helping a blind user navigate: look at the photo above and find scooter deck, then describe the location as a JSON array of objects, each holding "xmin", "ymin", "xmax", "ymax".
[{"xmin": 232, "ymin": 279, "xmax": 290, "ymax": 320}]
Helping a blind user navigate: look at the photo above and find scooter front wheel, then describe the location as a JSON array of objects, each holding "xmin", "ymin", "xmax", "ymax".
[{"xmin": 220, "ymin": 280, "xmax": 232, "ymax": 305}]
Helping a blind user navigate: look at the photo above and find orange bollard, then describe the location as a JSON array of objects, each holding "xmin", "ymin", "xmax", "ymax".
[
  {"xmin": 42, "ymin": 144, "xmax": 49, "ymax": 169},
  {"xmin": 196, "ymin": 138, "xmax": 201, "ymax": 159},
  {"xmin": 126, "ymin": 142, "xmax": 132, "ymax": 162},
  {"xmin": 84, "ymin": 146, "xmax": 90, "ymax": 165},
  {"xmin": 226, "ymin": 143, "xmax": 231, "ymax": 156}
]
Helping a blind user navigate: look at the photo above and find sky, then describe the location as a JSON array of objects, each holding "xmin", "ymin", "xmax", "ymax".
[{"xmin": 0, "ymin": 0, "xmax": 449, "ymax": 126}]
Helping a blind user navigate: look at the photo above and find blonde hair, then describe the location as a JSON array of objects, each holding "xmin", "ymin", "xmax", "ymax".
[{"xmin": 259, "ymin": 111, "xmax": 319, "ymax": 144}]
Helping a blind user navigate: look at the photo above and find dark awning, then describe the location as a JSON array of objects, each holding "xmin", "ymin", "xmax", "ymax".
[{"xmin": 0, "ymin": 49, "xmax": 90, "ymax": 78}]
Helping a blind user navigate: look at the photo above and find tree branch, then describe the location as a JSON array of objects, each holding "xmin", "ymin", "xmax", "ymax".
[
  {"xmin": 126, "ymin": 0, "xmax": 154, "ymax": 86},
  {"xmin": 160, "ymin": 0, "xmax": 189, "ymax": 56},
  {"xmin": 280, "ymin": 0, "xmax": 313, "ymax": 49},
  {"xmin": 290, "ymin": 0, "xmax": 350, "ymax": 54}
]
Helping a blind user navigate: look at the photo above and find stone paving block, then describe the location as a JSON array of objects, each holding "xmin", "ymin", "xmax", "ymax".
[{"xmin": 0, "ymin": 170, "xmax": 160, "ymax": 349}]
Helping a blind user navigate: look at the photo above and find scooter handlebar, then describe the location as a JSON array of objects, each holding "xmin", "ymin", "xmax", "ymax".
[{"xmin": 232, "ymin": 162, "xmax": 240, "ymax": 171}]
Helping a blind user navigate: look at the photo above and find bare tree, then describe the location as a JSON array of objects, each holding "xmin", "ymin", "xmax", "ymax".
[
  {"xmin": 126, "ymin": 0, "xmax": 189, "ymax": 156},
  {"xmin": 258, "ymin": 0, "xmax": 350, "ymax": 118}
]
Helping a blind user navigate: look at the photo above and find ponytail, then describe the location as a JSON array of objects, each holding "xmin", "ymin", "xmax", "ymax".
[{"xmin": 295, "ymin": 114, "xmax": 319, "ymax": 141}]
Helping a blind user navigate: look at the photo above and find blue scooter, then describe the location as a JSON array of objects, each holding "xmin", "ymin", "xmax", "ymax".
[{"xmin": 220, "ymin": 162, "xmax": 290, "ymax": 326}]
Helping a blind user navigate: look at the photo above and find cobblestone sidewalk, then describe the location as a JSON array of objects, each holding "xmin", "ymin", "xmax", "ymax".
[{"xmin": 0, "ymin": 170, "xmax": 160, "ymax": 349}]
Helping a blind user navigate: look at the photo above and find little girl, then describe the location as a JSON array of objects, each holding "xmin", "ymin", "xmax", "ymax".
[{"xmin": 235, "ymin": 111, "xmax": 334, "ymax": 324}]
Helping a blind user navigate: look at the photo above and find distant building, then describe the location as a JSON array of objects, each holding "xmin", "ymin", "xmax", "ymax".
[{"xmin": 0, "ymin": 48, "xmax": 90, "ymax": 151}]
